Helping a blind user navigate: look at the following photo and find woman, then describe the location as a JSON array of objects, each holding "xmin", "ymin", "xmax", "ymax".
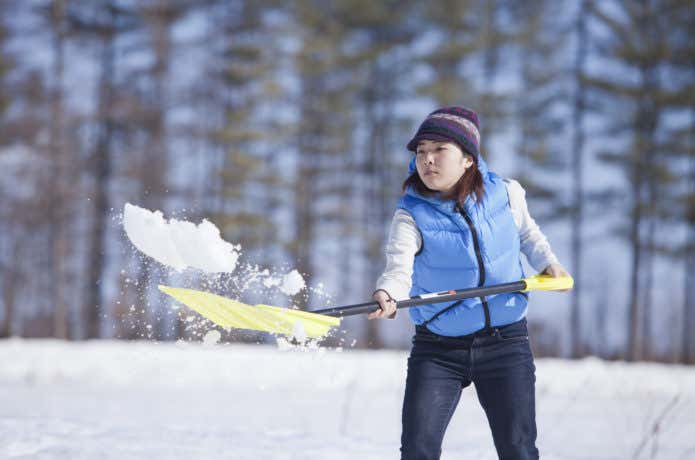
[{"xmin": 369, "ymin": 106, "xmax": 570, "ymax": 460}]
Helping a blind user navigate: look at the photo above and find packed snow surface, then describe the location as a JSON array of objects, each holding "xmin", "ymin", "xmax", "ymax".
[{"xmin": 1, "ymin": 339, "xmax": 694, "ymax": 460}]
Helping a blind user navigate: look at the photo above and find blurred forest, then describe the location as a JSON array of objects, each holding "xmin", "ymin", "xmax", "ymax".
[{"xmin": 0, "ymin": 0, "xmax": 693, "ymax": 363}]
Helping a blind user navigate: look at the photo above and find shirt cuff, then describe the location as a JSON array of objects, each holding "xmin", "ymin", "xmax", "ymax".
[
  {"xmin": 375, "ymin": 278, "xmax": 411, "ymax": 302},
  {"xmin": 529, "ymin": 251, "xmax": 561, "ymax": 273}
]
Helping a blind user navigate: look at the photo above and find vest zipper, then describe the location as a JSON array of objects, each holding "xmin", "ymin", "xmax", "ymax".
[{"xmin": 458, "ymin": 206, "xmax": 492, "ymax": 330}]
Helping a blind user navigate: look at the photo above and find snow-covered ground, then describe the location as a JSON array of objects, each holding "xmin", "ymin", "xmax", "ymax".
[{"xmin": 1, "ymin": 339, "xmax": 694, "ymax": 460}]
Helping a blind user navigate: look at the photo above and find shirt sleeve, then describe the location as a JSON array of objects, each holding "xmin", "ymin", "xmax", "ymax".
[
  {"xmin": 375, "ymin": 209, "xmax": 421, "ymax": 301},
  {"xmin": 504, "ymin": 178, "xmax": 561, "ymax": 272}
]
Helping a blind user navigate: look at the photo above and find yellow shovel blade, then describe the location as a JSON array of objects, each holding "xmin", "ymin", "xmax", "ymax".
[
  {"xmin": 158, "ymin": 285, "xmax": 341, "ymax": 339},
  {"xmin": 522, "ymin": 274, "xmax": 574, "ymax": 292}
]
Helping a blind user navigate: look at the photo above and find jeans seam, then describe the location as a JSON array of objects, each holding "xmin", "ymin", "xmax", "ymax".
[
  {"xmin": 469, "ymin": 344, "xmax": 475, "ymax": 380},
  {"xmin": 435, "ymin": 384, "xmax": 461, "ymax": 453}
]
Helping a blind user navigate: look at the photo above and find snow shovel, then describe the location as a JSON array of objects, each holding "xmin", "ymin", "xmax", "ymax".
[{"xmin": 159, "ymin": 274, "xmax": 573, "ymax": 339}]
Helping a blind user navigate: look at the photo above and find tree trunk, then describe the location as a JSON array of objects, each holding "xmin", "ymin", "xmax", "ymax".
[
  {"xmin": 637, "ymin": 12, "xmax": 661, "ymax": 360},
  {"xmin": 49, "ymin": 0, "xmax": 69, "ymax": 340},
  {"xmin": 627, "ymin": 141, "xmax": 644, "ymax": 361},
  {"xmin": 362, "ymin": 62, "xmax": 384, "ymax": 349},
  {"xmin": 141, "ymin": 1, "xmax": 174, "ymax": 340},
  {"xmin": 570, "ymin": 0, "xmax": 587, "ymax": 359},
  {"xmin": 86, "ymin": 21, "xmax": 117, "ymax": 340},
  {"xmin": 682, "ymin": 110, "xmax": 695, "ymax": 364}
]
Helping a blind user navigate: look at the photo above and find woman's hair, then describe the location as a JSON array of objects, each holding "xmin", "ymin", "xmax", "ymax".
[{"xmin": 402, "ymin": 153, "xmax": 485, "ymax": 205}]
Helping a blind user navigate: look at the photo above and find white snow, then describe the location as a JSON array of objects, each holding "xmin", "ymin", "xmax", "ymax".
[
  {"xmin": 202, "ymin": 329, "xmax": 221, "ymax": 345},
  {"xmin": 280, "ymin": 269, "xmax": 306, "ymax": 296},
  {"xmin": 291, "ymin": 321, "xmax": 308, "ymax": 343},
  {"xmin": 122, "ymin": 204, "xmax": 308, "ymax": 300},
  {"xmin": 1, "ymin": 338, "xmax": 694, "ymax": 460},
  {"xmin": 123, "ymin": 203, "xmax": 241, "ymax": 273}
]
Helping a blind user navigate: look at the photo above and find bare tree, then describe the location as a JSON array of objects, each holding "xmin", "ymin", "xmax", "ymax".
[{"xmin": 67, "ymin": 1, "xmax": 138, "ymax": 339}]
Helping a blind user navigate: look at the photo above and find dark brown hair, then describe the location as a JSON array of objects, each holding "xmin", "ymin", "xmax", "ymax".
[{"xmin": 402, "ymin": 153, "xmax": 485, "ymax": 205}]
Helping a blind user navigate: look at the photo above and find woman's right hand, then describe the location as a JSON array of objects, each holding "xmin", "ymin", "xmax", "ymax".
[{"xmin": 368, "ymin": 289, "xmax": 397, "ymax": 320}]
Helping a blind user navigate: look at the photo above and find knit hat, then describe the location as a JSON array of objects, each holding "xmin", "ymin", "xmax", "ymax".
[{"xmin": 406, "ymin": 106, "xmax": 481, "ymax": 158}]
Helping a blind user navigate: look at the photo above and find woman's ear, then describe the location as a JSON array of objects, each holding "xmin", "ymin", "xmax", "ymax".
[{"xmin": 462, "ymin": 155, "xmax": 474, "ymax": 169}]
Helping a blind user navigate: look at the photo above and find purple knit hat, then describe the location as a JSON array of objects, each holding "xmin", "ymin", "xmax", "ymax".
[{"xmin": 406, "ymin": 106, "xmax": 481, "ymax": 158}]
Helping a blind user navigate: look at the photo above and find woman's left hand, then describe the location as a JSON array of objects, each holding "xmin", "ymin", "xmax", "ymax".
[{"xmin": 541, "ymin": 263, "xmax": 572, "ymax": 292}]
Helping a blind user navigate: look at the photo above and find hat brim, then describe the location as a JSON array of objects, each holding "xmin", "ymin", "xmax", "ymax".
[{"xmin": 406, "ymin": 133, "xmax": 458, "ymax": 152}]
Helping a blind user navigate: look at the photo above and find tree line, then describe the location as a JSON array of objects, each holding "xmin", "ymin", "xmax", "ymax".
[{"xmin": 0, "ymin": 0, "xmax": 693, "ymax": 363}]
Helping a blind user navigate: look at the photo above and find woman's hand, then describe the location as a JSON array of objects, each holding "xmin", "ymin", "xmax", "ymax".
[
  {"xmin": 368, "ymin": 289, "xmax": 397, "ymax": 320},
  {"xmin": 541, "ymin": 263, "xmax": 572, "ymax": 292}
]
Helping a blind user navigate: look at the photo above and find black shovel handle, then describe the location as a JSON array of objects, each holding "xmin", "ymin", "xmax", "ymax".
[{"xmin": 311, "ymin": 280, "xmax": 527, "ymax": 318}]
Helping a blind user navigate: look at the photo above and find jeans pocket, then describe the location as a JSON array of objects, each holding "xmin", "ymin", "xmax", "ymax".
[
  {"xmin": 497, "ymin": 332, "xmax": 529, "ymax": 343},
  {"xmin": 496, "ymin": 319, "xmax": 529, "ymax": 342}
]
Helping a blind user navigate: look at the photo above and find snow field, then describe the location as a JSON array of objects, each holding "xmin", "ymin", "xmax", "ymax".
[{"xmin": 1, "ymin": 339, "xmax": 694, "ymax": 459}]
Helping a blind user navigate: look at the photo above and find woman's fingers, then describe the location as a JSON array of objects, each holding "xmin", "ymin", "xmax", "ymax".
[
  {"xmin": 542, "ymin": 263, "xmax": 572, "ymax": 291},
  {"xmin": 367, "ymin": 308, "xmax": 382, "ymax": 320},
  {"xmin": 543, "ymin": 263, "xmax": 567, "ymax": 277},
  {"xmin": 382, "ymin": 299, "xmax": 397, "ymax": 317},
  {"xmin": 368, "ymin": 292, "xmax": 397, "ymax": 320}
]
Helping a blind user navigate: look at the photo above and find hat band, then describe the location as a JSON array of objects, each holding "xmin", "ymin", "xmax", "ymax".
[
  {"xmin": 428, "ymin": 113, "xmax": 480, "ymax": 145},
  {"xmin": 414, "ymin": 126, "xmax": 479, "ymax": 157}
]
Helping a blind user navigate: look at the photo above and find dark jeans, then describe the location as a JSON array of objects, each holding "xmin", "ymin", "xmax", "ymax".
[{"xmin": 401, "ymin": 318, "xmax": 538, "ymax": 460}]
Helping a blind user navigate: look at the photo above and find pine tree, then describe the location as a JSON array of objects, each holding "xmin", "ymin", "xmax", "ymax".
[
  {"xmin": 136, "ymin": 0, "xmax": 193, "ymax": 341},
  {"xmin": 586, "ymin": 0, "xmax": 694, "ymax": 360},
  {"xmin": 66, "ymin": 0, "xmax": 139, "ymax": 339},
  {"xmin": 683, "ymin": 110, "xmax": 695, "ymax": 363},
  {"xmin": 35, "ymin": 0, "xmax": 71, "ymax": 340},
  {"xmin": 416, "ymin": 0, "xmax": 479, "ymax": 105},
  {"xmin": 289, "ymin": 0, "xmax": 356, "ymax": 311},
  {"xmin": 0, "ymin": 1, "xmax": 16, "ymax": 338},
  {"xmin": 419, "ymin": 0, "xmax": 518, "ymax": 163},
  {"xmin": 327, "ymin": 0, "xmax": 416, "ymax": 348},
  {"xmin": 216, "ymin": 1, "xmax": 282, "ymax": 256},
  {"xmin": 512, "ymin": 0, "xmax": 574, "ymax": 356},
  {"xmin": 0, "ymin": 1, "xmax": 60, "ymax": 338},
  {"xmin": 568, "ymin": 0, "xmax": 590, "ymax": 358},
  {"xmin": 513, "ymin": 0, "xmax": 570, "ymax": 206}
]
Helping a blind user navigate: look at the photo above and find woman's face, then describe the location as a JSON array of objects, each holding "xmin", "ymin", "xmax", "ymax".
[{"xmin": 415, "ymin": 140, "xmax": 473, "ymax": 193}]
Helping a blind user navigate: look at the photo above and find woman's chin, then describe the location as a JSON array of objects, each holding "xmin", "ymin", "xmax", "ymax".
[{"xmin": 424, "ymin": 181, "xmax": 444, "ymax": 192}]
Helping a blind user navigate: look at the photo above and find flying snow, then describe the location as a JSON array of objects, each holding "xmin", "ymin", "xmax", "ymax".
[{"xmin": 123, "ymin": 203, "xmax": 240, "ymax": 273}]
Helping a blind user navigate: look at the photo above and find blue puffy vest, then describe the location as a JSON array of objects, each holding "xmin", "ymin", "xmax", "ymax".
[{"xmin": 397, "ymin": 155, "xmax": 527, "ymax": 336}]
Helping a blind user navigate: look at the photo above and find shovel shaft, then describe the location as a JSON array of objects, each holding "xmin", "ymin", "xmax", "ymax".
[{"xmin": 312, "ymin": 280, "xmax": 528, "ymax": 318}]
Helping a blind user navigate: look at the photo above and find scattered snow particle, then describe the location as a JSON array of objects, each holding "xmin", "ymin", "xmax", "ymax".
[
  {"xmin": 262, "ymin": 276, "xmax": 282, "ymax": 288},
  {"xmin": 202, "ymin": 330, "xmax": 221, "ymax": 345},
  {"xmin": 292, "ymin": 321, "xmax": 307, "ymax": 343},
  {"xmin": 280, "ymin": 270, "xmax": 305, "ymax": 296}
]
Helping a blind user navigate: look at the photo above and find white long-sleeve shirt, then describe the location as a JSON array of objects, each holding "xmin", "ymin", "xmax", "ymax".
[{"xmin": 376, "ymin": 178, "xmax": 560, "ymax": 301}]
